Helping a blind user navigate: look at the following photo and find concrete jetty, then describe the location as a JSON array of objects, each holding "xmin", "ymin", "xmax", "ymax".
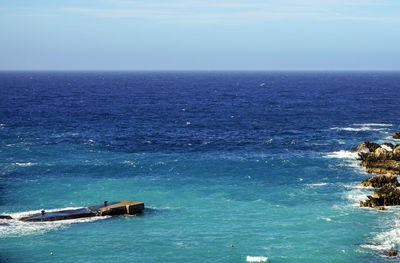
[{"xmin": 17, "ymin": 200, "xmax": 144, "ymax": 222}]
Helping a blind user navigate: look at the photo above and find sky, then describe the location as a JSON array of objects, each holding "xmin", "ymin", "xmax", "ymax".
[{"xmin": 1, "ymin": 0, "xmax": 400, "ymax": 70}]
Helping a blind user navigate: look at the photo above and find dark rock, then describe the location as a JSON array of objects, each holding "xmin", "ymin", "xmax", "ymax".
[
  {"xmin": 360, "ymin": 175, "xmax": 400, "ymax": 187},
  {"xmin": 376, "ymin": 206, "xmax": 385, "ymax": 210},
  {"xmin": 351, "ymin": 141, "xmax": 381, "ymax": 153},
  {"xmin": 386, "ymin": 250, "xmax": 398, "ymax": 257},
  {"xmin": 0, "ymin": 215, "xmax": 12, "ymax": 220},
  {"xmin": 361, "ymin": 160, "xmax": 400, "ymax": 175},
  {"xmin": 393, "ymin": 132, "xmax": 400, "ymax": 139},
  {"xmin": 360, "ymin": 185, "xmax": 400, "ymax": 207}
]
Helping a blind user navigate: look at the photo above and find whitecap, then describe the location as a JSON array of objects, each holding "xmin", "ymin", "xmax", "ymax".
[
  {"xmin": 323, "ymin": 150, "xmax": 358, "ymax": 159},
  {"xmin": 353, "ymin": 123, "xmax": 393, "ymax": 127},
  {"xmin": 122, "ymin": 160, "xmax": 138, "ymax": 167},
  {"xmin": 330, "ymin": 123, "xmax": 391, "ymax": 132},
  {"xmin": 306, "ymin": 183, "xmax": 328, "ymax": 186},
  {"xmin": 386, "ymin": 136, "xmax": 400, "ymax": 141},
  {"xmin": 330, "ymin": 126, "xmax": 386, "ymax": 132},
  {"xmin": 15, "ymin": 162, "xmax": 35, "ymax": 167},
  {"xmin": 246, "ymin": 256, "xmax": 268, "ymax": 262}
]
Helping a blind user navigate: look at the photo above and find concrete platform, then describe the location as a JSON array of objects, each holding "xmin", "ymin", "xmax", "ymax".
[
  {"xmin": 18, "ymin": 200, "xmax": 144, "ymax": 222},
  {"xmin": 94, "ymin": 200, "xmax": 145, "ymax": 216}
]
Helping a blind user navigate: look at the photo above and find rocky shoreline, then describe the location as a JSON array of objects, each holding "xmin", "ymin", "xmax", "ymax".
[{"xmin": 351, "ymin": 132, "xmax": 400, "ymax": 256}]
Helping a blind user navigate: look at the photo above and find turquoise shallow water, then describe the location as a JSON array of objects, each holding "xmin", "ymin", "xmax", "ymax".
[{"xmin": 1, "ymin": 72, "xmax": 400, "ymax": 262}]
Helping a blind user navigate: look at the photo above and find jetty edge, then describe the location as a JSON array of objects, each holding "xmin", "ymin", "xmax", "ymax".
[{"xmin": 15, "ymin": 200, "xmax": 144, "ymax": 222}]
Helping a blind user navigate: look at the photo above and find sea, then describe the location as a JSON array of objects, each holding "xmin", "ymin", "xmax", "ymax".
[{"xmin": 0, "ymin": 71, "xmax": 400, "ymax": 263}]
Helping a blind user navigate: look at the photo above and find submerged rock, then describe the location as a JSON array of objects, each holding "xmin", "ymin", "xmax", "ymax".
[
  {"xmin": 0, "ymin": 215, "xmax": 12, "ymax": 220},
  {"xmin": 360, "ymin": 174, "xmax": 400, "ymax": 187},
  {"xmin": 386, "ymin": 250, "xmax": 398, "ymax": 257},
  {"xmin": 393, "ymin": 132, "xmax": 400, "ymax": 139}
]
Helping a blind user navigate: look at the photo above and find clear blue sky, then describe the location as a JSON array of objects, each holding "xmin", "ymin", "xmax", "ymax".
[{"xmin": 1, "ymin": 0, "xmax": 400, "ymax": 70}]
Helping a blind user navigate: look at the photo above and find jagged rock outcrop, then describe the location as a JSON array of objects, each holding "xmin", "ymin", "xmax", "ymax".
[
  {"xmin": 360, "ymin": 174, "xmax": 400, "ymax": 187},
  {"xmin": 351, "ymin": 141, "xmax": 380, "ymax": 153},
  {"xmin": 393, "ymin": 146, "xmax": 400, "ymax": 158},
  {"xmin": 361, "ymin": 160, "xmax": 400, "ymax": 175},
  {"xmin": 393, "ymin": 132, "xmax": 400, "ymax": 139},
  {"xmin": 352, "ymin": 141, "xmax": 400, "ymax": 175},
  {"xmin": 360, "ymin": 185, "xmax": 400, "ymax": 207}
]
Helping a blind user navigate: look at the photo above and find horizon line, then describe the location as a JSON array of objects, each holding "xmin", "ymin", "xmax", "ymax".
[{"xmin": 1, "ymin": 69, "xmax": 400, "ymax": 72}]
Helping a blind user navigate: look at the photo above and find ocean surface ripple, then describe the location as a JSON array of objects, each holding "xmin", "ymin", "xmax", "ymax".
[{"xmin": 1, "ymin": 71, "xmax": 400, "ymax": 263}]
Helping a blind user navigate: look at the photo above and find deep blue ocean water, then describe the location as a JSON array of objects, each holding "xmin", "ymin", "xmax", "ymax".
[{"xmin": 1, "ymin": 71, "xmax": 400, "ymax": 263}]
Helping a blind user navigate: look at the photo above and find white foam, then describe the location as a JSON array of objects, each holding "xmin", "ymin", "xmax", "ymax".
[
  {"xmin": 122, "ymin": 160, "xmax": 138, "ymax": 167},
  {"xmin": 330, "ymin": 127, "xmax": 386, "ymax": 132},
  {"xmin": 330, "ymin": 123, "xmax": 391, "ymax": 132},
  {"xmin": 386, "ymin": 136, "xmax": 400, "ymax": 141},
  {"xmin": 246, "ymin": 256, "xmax": 268, "ymax": 262},
  {"xmin": 381, "ymin": 145, "xmax": 393, "ymax": 151},
  {"xmin": 15, "ymin": 162, "xmax": 35, "ymax": 167},
  {"xmin": 343, "ymin": 184, "xmax": 371, "ymax": 207},
  {"xmin": 353, "ymin": 123, "xmax": 393, "ymax": 127},
  {"xmin": 324, "ymin": 150, "xmax": 358, "ymax": 159},
  {"xmin": 364, "ymin": 220, "xmax": 400, "ymax": 251},
  {"xmin": 0, "ymin": 207, "xmax": 110, "ymax": 237},
  {"xmin": 306, "ymin": 183, "xmax": 328, "ymax": 186}
]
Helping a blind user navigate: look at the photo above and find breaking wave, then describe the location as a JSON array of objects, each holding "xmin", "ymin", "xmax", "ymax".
[
  {"xmin": 323, "ymin": 150, "xmax": 358, "ymax": 159},
  {"xmin": 246, "ymin": 256, "xmax": 268, "ymax": 262},
  {"xmin": 330, "ymin": 123, "xmax": 392, "ymax": 132}
]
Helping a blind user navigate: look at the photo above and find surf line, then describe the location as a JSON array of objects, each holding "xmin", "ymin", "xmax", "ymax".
[{"xmin": 351, "ymin": 132, "xmax": 400, "ymax": 257}]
